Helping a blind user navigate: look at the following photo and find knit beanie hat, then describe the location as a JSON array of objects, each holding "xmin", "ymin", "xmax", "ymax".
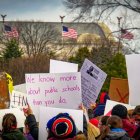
[
  {"xmin": 111, "ymin": 104, "xmax": 127, "ymax": 119},
  {"xmin": 47, "ymin": 113, "xmax": 76, "ymax": 139}
]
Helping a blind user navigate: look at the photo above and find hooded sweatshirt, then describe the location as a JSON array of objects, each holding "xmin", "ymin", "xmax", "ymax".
[{"xmin": 104, "ymin": 128, "xmax": 134, "ymax": 140}]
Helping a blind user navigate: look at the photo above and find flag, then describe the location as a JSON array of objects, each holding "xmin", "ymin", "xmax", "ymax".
[
  {"xmin": 62, "ymin": 26, "xmax": 77, "ymax": 39},
  {"xmin": 121, "ymin": 28, "xmax": 134, "ymax": 40},
  {"xmin": 4, "ymin": 25, "xmax": 19, "ymax": 38}
]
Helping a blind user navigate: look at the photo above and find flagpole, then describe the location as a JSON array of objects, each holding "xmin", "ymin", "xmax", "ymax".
[
  {"xmin": 60, "ymin": 15, "xmax": 65, "ymax": 48},
  {"xmin": 117, "ymin": 17, "xmax": 122, "ymax": 53}
]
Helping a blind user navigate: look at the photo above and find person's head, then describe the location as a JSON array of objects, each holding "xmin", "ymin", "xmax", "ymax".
[
  {"xmin": 46, "ymin": 113, "xmax": 76, "ymax": 139},
  {"xmin": 88, "ymin": 66, "xmax": 94, "ymax": 72},
  {"xmin": 132, "ymin": 105, "xmax": 140, "ymax": 125},
  {"xmin": 98, "ymin": 116, "xmax": 109, "ymax": 132},
  {"xmin": 107, "ymin": 115, "xmax": 123, "ymax": 129},
  {"xmin": 75, "ymin": 134, "xmax": 86, "ymax": 140},
  {"xmin": 2, "ymin": 113, "xmax": 17, "ymax": 133},
  {"xmin": 24, "ymin": 119, "xmax": 30, "ymax": 134},
  {"xmin": 111, "ymin": 104, "xmax": 127, "ymax": 119}
]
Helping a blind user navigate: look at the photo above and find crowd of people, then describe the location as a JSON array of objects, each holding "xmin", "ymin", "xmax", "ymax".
[{"xmin": 0, "ymin": 92, "xmax": 140, "ymax": 140}]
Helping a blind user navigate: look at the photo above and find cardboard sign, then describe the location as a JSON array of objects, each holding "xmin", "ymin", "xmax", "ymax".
[
  {"xmin": 0, "ymin": 108, "xmax": 25, "ymax": 130},
  {"xmin": 10, "ymin": 90, "xmax": 28, "ymax": 110},
  {"xmin": 104, "ymin": 100, "xmax": 135, "ymax": 116},
  {"xmin": 109, "ymin": 77, "xmax": 129, "ymax": 104},
  {"xmin": 125, "ymin": 54, "xmax": 140, "ymax": 105},
  {"xmin": 39, "ymin": 107, "xmax": 83, "ymax": 140},
  {"xmin": 50, "ymin": 59, "xmax": 78, "ymax": 73},
  {"xmin": 0, "ymin": 73, "xmax": 10, "ymax": 109},
  {"xmin": 26, "ymin": 72, "xmax": 82, "ymax": 120},
  {"xmin": 14, "ymin": 83, "xmax": 26, "ymax": 93},
  {"xmin": 80, "ymin": 59, "xmax": 107, "ymax": 108}
]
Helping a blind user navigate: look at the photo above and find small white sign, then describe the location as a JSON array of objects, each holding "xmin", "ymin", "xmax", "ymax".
[
  {"xmin": 80, "ymin": 59, "xmax": 107, "ymax": 108},
  {"xmin": 39, "ymin": 107, "xmax": 83, "ymax": 140},
  {"xmin": 50, "ymin": 59, "xmax": 78, "ymax": 73},
  {"xmin": 104, "ymin": 100, "xmax": 135, "ymax": 116},
  {"xmin": 10, "ymin": 90, "xmax": 28, "ymax": 111}
]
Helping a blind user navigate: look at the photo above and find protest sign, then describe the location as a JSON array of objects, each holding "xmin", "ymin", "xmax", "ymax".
[
  {"xmin": 50, "ymin": 59, "xmax": 78, "ymax": 73},
  {"xmin": 14, "ymin": 83, "xmax": 26, "ymax": 93},
  {"xmin": 125, "ymin": 54, "xmax": 140, "ymax": 105},
  {"xmin": 109, "ymin": 77, "xmax": 129, "ymax": 104},
  {"xmin": 10, "ymin": 90, "xmax": 28, "ymax": 110},
  {"xmin": 39, "ymin": 107, "xmax": 83, "ymax": 140},
  {"xmin": 0, "ymin": 72, "xmax": 10, "ymax": 109},
  {"xmin": 26, "ymin": 72, "xmax": 82, "ymax": 120},
  {"xmin": 104, "ymin": 100, "xmax": 135, "ymax": 116},
  {"xmin": 0, "ymin": 108, "xmax": 25, "ymax": 130},
  {"xmin": 80, "ymin": 59, "xmax": 107, "ymax": 108}
]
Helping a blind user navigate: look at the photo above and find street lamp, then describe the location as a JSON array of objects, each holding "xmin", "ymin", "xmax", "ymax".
[
  {"xmin": 1, "ymin": 14, "xmax": 7, "ymax": 24},
  {"xmin": 117, "ymin": 17, "xmax": 122, "ymax": 53}
]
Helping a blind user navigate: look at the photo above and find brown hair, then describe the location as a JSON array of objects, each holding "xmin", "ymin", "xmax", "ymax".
[
  {"xmin": 2, "ymin": 113, "xmax": 17, "ymax": 132},
  {"xmin": 107, "ymin": 115, "xmax": 122, "ymax": 128}
]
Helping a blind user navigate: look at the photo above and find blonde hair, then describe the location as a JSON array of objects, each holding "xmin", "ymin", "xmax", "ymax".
[
  {"xmin": 75, "ymin": 134, "xmax": 86, "ymax": 140},
  {"xmin": 88, "ymin": 122, "xmax": 100, "ymax": 140}
]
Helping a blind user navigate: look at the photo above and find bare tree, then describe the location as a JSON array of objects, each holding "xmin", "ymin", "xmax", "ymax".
[
  {"xmin": 63, "ymin": 0, "xmax": 140, "ymax": 21},
  {"xmin": 17, "ymin": 22, "xmax": 60, "ymax": 57}
]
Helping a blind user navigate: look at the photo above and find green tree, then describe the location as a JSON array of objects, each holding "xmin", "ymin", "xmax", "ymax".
[
  {"xmin": 102, "ymin": 53, "xmax": 127, "ymax": 91},
  {"xmin": 3, "ymin": 39, "xmax": 23, "ymax": 60},
  {"xmin": 69, "ymin": 46, "xmax": 127, "ymax": 92},
  {"xmin": 69, "ymin": 47, "xmax": 91, "ymax": 68}
]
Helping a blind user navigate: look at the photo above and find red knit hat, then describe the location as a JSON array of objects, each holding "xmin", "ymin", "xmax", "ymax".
[{"xmin": 89, "ymin": 118, "xmax": 99, "ymax": 128}]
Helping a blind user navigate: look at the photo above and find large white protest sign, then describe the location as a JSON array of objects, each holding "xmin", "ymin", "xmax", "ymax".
[
  {"xmin": 50, "ymin": 59, "xmax": 78, "ymax": 73},
  {"xmin": 39, "ymin": 107, "xmax": 83, "ymax": 140},
  {"xmin": 10, "ymin": 90, "xmax": 28, "ymax": 110},
  {"xmin": 80, "ymin": 59, "xmax": 107, "ymax": 108},
  {"xmin": 26, "ymin": 72, "xmax": 82, "ymax": 120},
  {"xmin": 125, "ymin": 54, "xmax": 140, "ymax": 105},
  {"xmin": 0, "ymin": 108, "xmax": 25, "ymax": 129},
  {"xmin": 14, "ymin": 83, "xmax": 26, "ymax": 93},
  {"xmin": 104, "ymin": 100, "xmax": 135, "ymax": 116}
]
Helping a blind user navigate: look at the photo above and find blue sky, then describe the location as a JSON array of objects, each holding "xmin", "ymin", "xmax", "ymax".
[{"xmin": 0, "ymin": 0, "xmax": 72, "ymax": 22}]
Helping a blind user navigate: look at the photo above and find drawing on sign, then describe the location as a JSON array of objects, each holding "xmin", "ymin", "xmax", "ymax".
[
  {"xmin": 116, "ymin": 88, "xmax": 128, "ymax": 103},
  {"xmin": 109, "ymin": 78, "xmax": 129, "ymax": 104},
  {"xmin": 10, "ymin": 91, "xmax": 28, "ymax": 111}
]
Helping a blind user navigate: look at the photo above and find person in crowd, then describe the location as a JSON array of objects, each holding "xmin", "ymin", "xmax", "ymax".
[
  {"xmin": 1, "ymin": 113, "xmax": 26, "ymax": 140},
  {"xmin": 93, "ymin": 92, "xmax": 110, "ymax": 117},
  {"xmin": 23, "ymin": 119, "xmax": 35, "ymax": 140},
  {"xmin": 23, "ymin": 105, "xmax": 38, "ymax": 140},
  {"xmin": 98, "ymin": 116, "xmax": 110, "ymax": 133},
  {"xmin": 97, "ymin": 115, "xmax": 134, "ymax": 140},
  {"xmin": 46, "ymin": 113, "xmax": 86, "ymax": 140},
  {"xmin": 87, "ymin": 121, "xmax": 100, "ymax": 140},
  {"xmin": 111, "ymin": 104, "xmax": 137, "ymax": 137},
  {"xmin": 132, "ymin": 105, "xmax": 140, "ymax": 140}
]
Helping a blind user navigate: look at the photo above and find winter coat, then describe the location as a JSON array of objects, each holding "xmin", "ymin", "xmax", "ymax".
[
  {"xmin": 2, "ymin": 129, "xmax": 26, "ymax": 140},
  {"xmin": 122, "ymin": 119, "xmax": 137, "ymax": 137},
  {"xmin": 26, "ymin": 114, "xmax": 38, "ymax": 140},
  {"xmin": 133, "ymin": 126, "xmax": 140, "ymax": 140},
  {"xmin": 24, "ymin": 133, "xmax": 34, "ymax": 140},
  {"xmin": 103, "ymin": 128, "xmax": 134, "ymax": 140}
]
